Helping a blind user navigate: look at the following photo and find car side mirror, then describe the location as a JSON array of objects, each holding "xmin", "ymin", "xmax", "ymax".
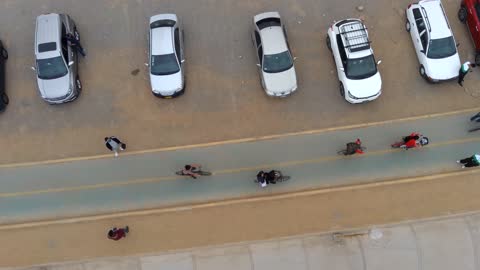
[
  {"xmin": 293, "ymin": 56, "xmax": 297, "ymax": 61},
  {"xmin": 68, "ymin": 61, "xmax": 74, "ymax": 66},
  {"xmin": 420, "ymin": 49, "xmax": 425, "ymax": 54},
  {"xmin": 456, "ymin": 43, "xmax": 460, "ymax": 47},
  {"xmin": 30, "ymin": 66, "xmax": 36, "ymax": 71},
  {"xmin": 144, "ymin": 63, "xmax": 149, "ymax": 67},
  {"xmin": 377, "ymin": 60, "xmax": 382, "ymax": 65},
  {"xmin": 256, "ymin": 63, "xmax": 261, "ymax": 67},
  {"xmin": 181, "ymin": 59, "xmax": 185, "ymax": 63},
  {"xmin": 340, "ymin": 67, "xmax": 344, "ymax": 71}
]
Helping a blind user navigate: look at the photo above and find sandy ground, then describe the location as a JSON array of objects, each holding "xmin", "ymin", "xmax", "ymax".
[
  {"xmin": 0, "ymin": 0, "xmax": 479, "ymax": 164},
  {"xmin": 1, "ymin": 169, "xmax": 480, "ymax": 267}
]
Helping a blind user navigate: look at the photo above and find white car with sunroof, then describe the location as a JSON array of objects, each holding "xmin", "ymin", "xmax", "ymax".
[{"xmin": 148, "ymin": 14, "xmax": 185, "ymax": 98}]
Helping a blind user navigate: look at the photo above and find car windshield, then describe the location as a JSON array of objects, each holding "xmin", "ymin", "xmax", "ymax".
[
  {"xmin": 346, "ymin": 55, "xmax": 377, "ymax": 79},
  {"xmin": 263, "ymin": 51, "xmax": 293, "ymax": 73},
  {"xmin": 36, "ymin": 56, "xmax": 68, "ymax": 80},
  {"xmin": 427, "ymin": 36, "xmax": 456, "ymax": 59},
  {"xmin": 151, "ymin": 54, "xmax": 180, "ymax": 76}
]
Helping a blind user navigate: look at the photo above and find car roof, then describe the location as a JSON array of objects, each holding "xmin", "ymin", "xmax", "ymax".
[
  {"xmin": 419, "ymin": 0, "xmax": 452, "ymax": 39},
  {"xmin": 336, "ymin": 19, "xmax": 372, "ymax": 58},
  {"xmin": 260, "ymin": 27, "xmax": 288, "ymax": 55},
  {"xmin": 151, "ymin": 26, "xmax": 174, "ymax": 55},
  {"xmin": 35, "ymin": 13, "xmax": 61, "ymax": 59}
]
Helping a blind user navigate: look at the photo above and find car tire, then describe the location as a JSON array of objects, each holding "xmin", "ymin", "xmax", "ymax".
[
  {"xmin": 339, "ymin": 82, "xmax": 345, "ymax": 97},
  {"xmin": 1, "ymin": 92, "xmax": 9, "ymax": 105},
  {"xmin": 475, "ymin": 53, "xmax": 480, "ymax": 66},
  {"xmin": 326, "ymin": 36, "xmax": 332, "ymax": 51},
  {"xmin": 76, "ymin": 76, "xmax": 82, "ymax": 92},
  {"xmin": 458, "ymin": 6, "xmax": 467, "ymax": 23},
  {"xmin": 419, "ymin": 65, "xmax": 427, "ymax": 79},
  {"xmin": 405, "ymin": 20, "xmax": 411, "ymax": 32},
  {"xmin": 1, "ymin": 48, "xmax": 7, "ymax": 60}
]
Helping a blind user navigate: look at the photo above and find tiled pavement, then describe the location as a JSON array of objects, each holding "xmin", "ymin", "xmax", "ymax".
[{"xmin": 11, "ymin": 212, "xmax": 480, "ymax": 270}]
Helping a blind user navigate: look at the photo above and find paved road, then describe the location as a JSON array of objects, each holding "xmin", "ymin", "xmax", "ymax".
[
  {"xmin": 0, "ymin": 0, "xmax": 480, "ymax": 165},
  {"xmin": 10, "ymin": 212, "xmax": 480, "ymax": 270},
  {"xmin": 0, "ymin": 111, "xmax": 478, "ymax": 223}
]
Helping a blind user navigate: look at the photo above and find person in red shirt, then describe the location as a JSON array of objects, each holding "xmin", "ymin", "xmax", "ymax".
[
  {"xmin": 402, "ymin": 132, "xmax": 420, "ymax": 149},
  {"xmin": 107, "ymin": 226, "xmax": 129, "ymax": 241}
]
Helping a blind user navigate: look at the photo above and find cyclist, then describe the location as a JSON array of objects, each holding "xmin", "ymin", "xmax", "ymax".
[
  {"xmin": 182, "ymin": 164, "xmax": 201, "ymax": 179},
  {"xmin": 344, "ymin": 138, "xmax": 364, "ymax": 155}
]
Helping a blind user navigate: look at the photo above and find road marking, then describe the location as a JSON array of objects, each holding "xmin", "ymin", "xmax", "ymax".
[
  {"xmin": 0, "ymin": 107, "xmax": 478, "ymax": 169},
  {"xmin": 1, "ymin": 136, "xmax": 480, "ymax": 199},
  {"xmin": 1, "ymin": 168, "xmax": 479, "ymax": 230}
]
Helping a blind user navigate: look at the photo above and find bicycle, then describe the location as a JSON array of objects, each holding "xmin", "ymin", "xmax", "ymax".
[
  {"xmin": 468, "ymin": 127, "xmax": 480, "ymax": 133},
  {"xmin": 253, "ymin": 170, "xmax": 290, "ymax": 185},
  {"xmin": 175, "ymin": 168, "xmax": 212, "ymax": 177},
  {"xmin": 337, "ymin": 146, "xmax": 366, "ymax": 155}
]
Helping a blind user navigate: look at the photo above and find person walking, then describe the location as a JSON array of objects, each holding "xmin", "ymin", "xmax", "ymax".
[
  {"xmin": 457, "ymin": 154, "xmax": 480, "ymax": 168},
  {"xmin": 65, "ymin": 33, "xmax": 86, "ymax": 57},
  {"xmin": 458, "ymin": 61, "xmax": 476, "ymax": 86},
  {"xmin": 105, "ymin": 136, "xmax": 126, "ymax": 157},
  {"xmin": 107, "ymin": 226, "xmax": 129, "ymax": 241}
]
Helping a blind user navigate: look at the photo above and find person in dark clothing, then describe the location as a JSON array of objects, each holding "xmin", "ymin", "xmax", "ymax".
[
  {"xmin": 345, "ymin": 138, "xmax": 364, "ymax": 155},
  {"xmin": 65, "ymin": 33, "xmax": 86, "ymax": 57},
  {"xmin": 457, "ymin": 154, "xmax": 480, "ymax": 168},
  {"xmin": 265, "ymin": 170, "xmax": 277, "ymax": 184},
  {"xmin": 107, "ymin": 226, "xmax": 129, "ymax": 241},
  {"xmin": 470, "ymin": 112, "xmax": 480, "ymax": 123}
]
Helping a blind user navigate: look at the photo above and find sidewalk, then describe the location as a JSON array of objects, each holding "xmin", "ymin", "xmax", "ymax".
[{"xmin": 9, "ymin": 211, "xmax": 480, "ymax": 270}]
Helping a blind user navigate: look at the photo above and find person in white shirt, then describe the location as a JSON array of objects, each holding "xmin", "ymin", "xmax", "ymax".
[{"xmin": 458, "ymin": 61, "xmax": 476, "ymax": 86}]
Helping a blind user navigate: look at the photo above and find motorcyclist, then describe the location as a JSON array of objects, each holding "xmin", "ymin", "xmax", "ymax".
[
  {"xmin": 402, "ymin": 132, "xmax": 421, "ymax": 149},
  {"xmin": 345, "ymin": 138, "xmax": 364, "ymax": 155}
]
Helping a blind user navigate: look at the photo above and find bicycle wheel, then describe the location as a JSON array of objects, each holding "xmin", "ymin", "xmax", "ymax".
[
  {"xmin": 175, "ymin": 171, "xmax": 184, "ymax": 176},
  {"xmin": 277, "ymin": 176, "xmax": 290, "ymax": 182},
  {"xmin": 469, "ymin": 127, "xmax": 480, "ymax": 133},
  {"xmin": 337, "ymin": 149, "xmax": 347, "ymax": 155},
  {"xmin": 197, "ymin": 170, "xmax": 212, "ymax": 176}
]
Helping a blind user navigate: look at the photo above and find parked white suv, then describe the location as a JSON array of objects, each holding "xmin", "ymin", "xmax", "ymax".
[
  {"xmin": 326, "ymin": 19, "xmax": 382, "ymax": 103},
  {"xmin": 34, "ymin": 13, "xmax": 81, "ymax": 104},
  {"xmin": 405, "ymin": 0, "xmax": 461, "ymax": 82},
  {"xmin": 251, "ymin": 12, "xmax": 297, "ymax": 97},
  {"xmin": 148, "ymin": 14, "xmax": 185, "ymax": 98}
]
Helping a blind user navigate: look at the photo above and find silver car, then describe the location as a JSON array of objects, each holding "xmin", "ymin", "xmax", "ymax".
[
  {"xmin": 148, "ymin": 14, "xmax": 185, "ymax": 98},
  {"xmin": 252, "ymin": 12, "xmax": 297, "ymax": 97},
  {"xmin": 33, "ymin": 13, "xmax": 81, "ymax": 104}
]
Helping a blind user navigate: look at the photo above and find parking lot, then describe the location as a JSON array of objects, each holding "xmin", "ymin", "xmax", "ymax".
[{"xmin": 0, "ymin": 0, "xmax": 478, "ymax": 164}]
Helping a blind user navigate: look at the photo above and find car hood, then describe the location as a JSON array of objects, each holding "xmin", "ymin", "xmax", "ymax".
[
  {"xmin": 262, "ymin": 66, "xmax": 297, "ymax": 94},
  {"xmin": 426, "ymin": 54, "xmax": 461, "ymax": 80},
  {"xmin": 150, "ymin": 71, "xmax": 183, "ymax": 95},
  {"xmin": 344, "ymin": 72, "xmax": 382, "ymax": 98},
  {"xmin": 38, "ymin": 75, "xmax": 70, "ymax": 99}
]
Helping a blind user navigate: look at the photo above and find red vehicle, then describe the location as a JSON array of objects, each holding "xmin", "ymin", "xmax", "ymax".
[{"xmin": 459, "ymin": 0, "xmax": 480, "ymax": 64}]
